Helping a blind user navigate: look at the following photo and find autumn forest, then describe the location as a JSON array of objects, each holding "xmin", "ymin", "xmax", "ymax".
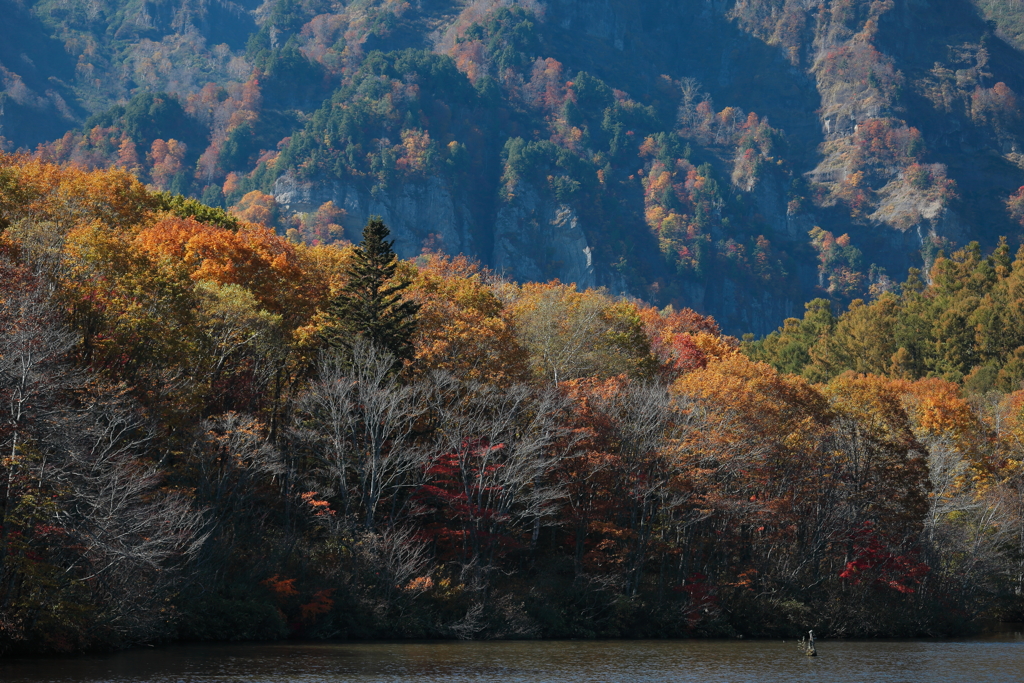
[
  {"xmin": 7, "ymin": 0, "xmax": 1024, "ymax": 657},
  {"xmin": 0, "ymin": 154, "xmax": 1023, "ymax": 655}
]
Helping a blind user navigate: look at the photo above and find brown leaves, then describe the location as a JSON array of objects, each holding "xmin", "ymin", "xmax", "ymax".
[
  {"xmin": 0, "ymin": 153, "xmax": 157, "ymax": 238},
  {"xmin": 229, "ymin": 190, "xmax": 279, "ymax": 227},
  {"xmin": 135, "ymin": 216, "xmax": 320, "ymax": 324}
]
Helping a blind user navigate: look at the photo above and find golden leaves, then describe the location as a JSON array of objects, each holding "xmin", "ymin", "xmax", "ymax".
[
  {"xmin": 135, "ymin": 216, "xmax": 318, "ymax": 323},
  {"xmin": 408, "ymin": 253, "xmax": 528, "ymax": 385}
]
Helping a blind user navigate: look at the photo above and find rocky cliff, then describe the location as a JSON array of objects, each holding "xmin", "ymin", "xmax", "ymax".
[
  {"xmin": 275, "ymin": 173, "xmax": 599, "ymax": 289},
  {"xmin": 492, "ymin": 181, "xmax": 598, "ymax": 290},
  {"xmin": 274, "ymin": 173, "xmax": 476, "ymax": 258}
]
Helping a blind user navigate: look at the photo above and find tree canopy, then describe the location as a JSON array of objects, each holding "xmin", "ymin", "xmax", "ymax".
[{"xmin": 1, "ymin": 154, "xmax": 1023, "ymax": 654}]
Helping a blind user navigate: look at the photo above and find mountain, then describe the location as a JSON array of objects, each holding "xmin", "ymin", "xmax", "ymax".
[{"xmin": 5, "ymin": 0, "xmax": 1024, "ymax": 334}]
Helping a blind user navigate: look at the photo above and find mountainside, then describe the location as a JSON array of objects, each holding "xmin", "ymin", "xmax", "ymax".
[{"xmin": 5, "ymin": 0, "xmax": 1024, "ymax": 333}]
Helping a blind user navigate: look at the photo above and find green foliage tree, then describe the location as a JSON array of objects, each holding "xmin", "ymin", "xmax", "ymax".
[
  {"xmin": 85, "ymin": 92, "xmax": 204, "ymax": 151},
  {"xmin": 324, "ymin": 216, "xmax": 420, "ymax": 363},
  {"xmin": 743, "ymin": 298, "xmax": 836, "ymax": 377},
  {"xmin": 460, "ymin": 6, "xmax": 539, "ymax": 73},
  {"xmin": 746, "ymin": 240, "xmax": 1024, "ymax": 391},
  {"xmin": 155, "ymin": 191, "xmax": 239, "ymax": 230}
]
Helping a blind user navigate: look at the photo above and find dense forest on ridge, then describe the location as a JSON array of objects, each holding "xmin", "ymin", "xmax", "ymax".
[
  {"xmin": 7, "ymin": 0, "xmax": 1024, "ymax": 332},
  {"xmin": 0, "ymin": 154, "xmax": 1023, "ymax": 654}
]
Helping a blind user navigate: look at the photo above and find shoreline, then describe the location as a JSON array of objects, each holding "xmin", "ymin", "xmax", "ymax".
[{"xmin": 3, "ymin": 623, "xmax": 1023, "ymax": 661}]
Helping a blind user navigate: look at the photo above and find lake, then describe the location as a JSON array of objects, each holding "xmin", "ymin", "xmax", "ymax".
[{"xmin": 2, "ymin": 634, "xmax": 1023, "ymax": 682}]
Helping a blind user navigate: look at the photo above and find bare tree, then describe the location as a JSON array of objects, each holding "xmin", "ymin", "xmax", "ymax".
[
  {"xmin": 921, "ymin": 435, "xmax": 972, "ymax": 542},
  {"xmin": 0, "ymin": 262, "xmax": 77, "ymax": 465},
  {"xmin": 595, "ymin": 381, "xmax": 708, "ymax": 596},
  {"xmin": 355, "ymin": 524, "xmax": 431, "ymax": 604},
  {"xmin": 991, "ymin": 462, "xmax": 1024, "ymax": 604},
  {"xmin": 677, "ymin": 77, "xmax": 703, "ymax": 129},
  {"xmin": 423, "ymin": 376, "xmax": 567, "ymax": 575},
  {"xmin": 928, "ymin": 419, "xmax": 1024, "ymax": 612},
  {"xmin": 0, "ymin": 260, "xmax": 206, "ymax": 648},
  {"xmin": 298, "ymin": 341, "xmax": 428, "ymax": 531},
  {"xmin": 514, "ymin": 286, "xmax": 610, "ymax": 386},
  {"xmin": 50, "ymin": 389, "xmax": 207, "ymax": 639},
  {"xmin": 192, "ymin": 412, "xmax": 283, "ymax": 503},
  {"xmin": 0, "ymin": 262, "xmax": 80, "ymax": 648}
]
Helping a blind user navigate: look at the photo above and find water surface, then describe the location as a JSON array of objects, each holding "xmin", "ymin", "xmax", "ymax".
[{"xmin": 3, "ymin": 634, "xmax": 1023, "ymax": 682}]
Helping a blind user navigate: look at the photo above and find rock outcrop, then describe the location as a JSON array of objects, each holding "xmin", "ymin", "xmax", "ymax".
[
  {"xmin": 492, "ymin": 182, "xmax": 597, "ymax": 290},
  {"xmin": 274, "ymin": 173, "xmax": 475, "ymax": 259},
  {"xmin": 276, "ymin": 174, "xmax": 599, "ymax": 290}
]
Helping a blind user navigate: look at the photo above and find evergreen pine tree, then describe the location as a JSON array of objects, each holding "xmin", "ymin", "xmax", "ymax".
[{"xmin": 324, "ymin": 216, "xmax": 420, "ymax": 362}]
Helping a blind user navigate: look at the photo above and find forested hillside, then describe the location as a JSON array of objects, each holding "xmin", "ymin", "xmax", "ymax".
[
  {"xmin": 1, "ymin": 155, "xmax": 1024, "ymax": 654},
  {"xmin": 5, "ymin": 0, "xmax": 1024, "ymax": 333}
]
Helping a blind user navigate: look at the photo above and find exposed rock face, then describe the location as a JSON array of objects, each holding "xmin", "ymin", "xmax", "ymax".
[
  {"xmin": 747, "ymin": 172, "xmax": 797, "ymax": 240},
  {"xmin": 542, "ymin": 0, "xmax": 823, "ymax": 137},
  {"xmin": 262, "ymin": 0, "xmax": 1019, "ymax": 339},
  {"xmin": 704, "ymin": 277, "xmax": 800, "ymax": 336},
  {"xmin": 870, "ymin": 178, "xmax": 964, "ymax": 236},
  {"xmin": 870, "ymin": 214, "xmax": 963, "ymax": 275},
  {"xmin": 492, "ymin": 182, "xmax": 597, "ymax": 290},
  {"xmin": 275, "ymin": 170, "xmax": 804, "ymax": 335},
  {"xmin": 548, "ymin": 0, "xmax": 626, "ymax": 47},
  {"xmin": 274, "ymin": 173, "xmax": 475, "ymax": 258},
  {"xmin": 275, "ymin": 173, "xmax": 599, "ymax": 288}
]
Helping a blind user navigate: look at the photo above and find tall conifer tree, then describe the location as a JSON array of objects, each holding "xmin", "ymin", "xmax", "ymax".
[{"xmin": 325, "ymin": 216, "xmax": 420, "ymax": 362}]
